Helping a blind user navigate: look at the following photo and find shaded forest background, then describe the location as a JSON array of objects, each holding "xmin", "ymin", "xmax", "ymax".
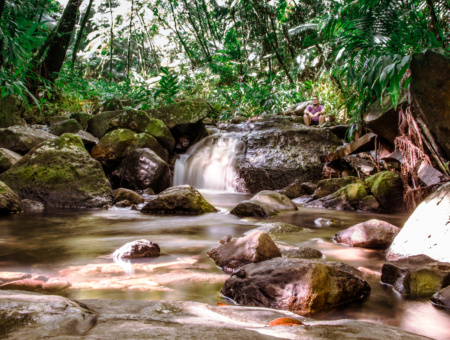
[{"xmin": 0, "ymin": 0, "xmax": 449, "ymax": 126}]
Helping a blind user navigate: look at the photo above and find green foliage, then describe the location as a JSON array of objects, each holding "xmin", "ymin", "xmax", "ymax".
[{"xmin": 154, "ymin": 67, "xmax": 180, "ymax": 104}]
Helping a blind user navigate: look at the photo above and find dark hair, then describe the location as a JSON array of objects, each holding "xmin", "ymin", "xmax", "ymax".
[{"xmin": 312, "ymin": 95, "xmax": 319, "ymax": 99}]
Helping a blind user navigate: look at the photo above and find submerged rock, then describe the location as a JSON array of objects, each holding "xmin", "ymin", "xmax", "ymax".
[
  {"xmin": 244, "ymin": 222, "xmax": 303, "ymax": 235},
  {"xmin": 113, "ymin": 239, "xmax": 160, "ymax": 259},
  {"xmin": 207, "ymin": 230, "xmax": 281, "ymax": 272},
  {"xmin": 334, "ymin": 219, "xmax": 400, "ymax": 249},
  {"xmin": 381, "ymin": 255, "xmax": 450, "ymax": 297},
  {"xmin": 0, "ymin": 134, "xmax": 112, "ymax": 208},
  {"xmin": 110, "ymin": 148, "xmax": 170, "ymax": 193},
  {"xmin": 0, "ymin": 180, "xmax": 23, "ymax": 214},
  {"xmin": 141, "ymin": 185, "xmax": 217, "ymax": 215},
  {"xmin": 0, "ymin": 125, "xmax": 57, "ymax": 154},
  {"xmin": 230, "ymin": 190, "xmax": 297, "ymax": 218},
  {"xmin": 386, "ymin": 182, "xmax": 450, "ymax": 262},
  {"xmin": 221, "ymin": 257, "xmax": 371, "ymax": 315}
]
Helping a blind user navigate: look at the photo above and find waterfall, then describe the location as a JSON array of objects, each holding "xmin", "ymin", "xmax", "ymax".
[{"xmin": 174, "ymin": 133, "xmax": 241, "ymax": 192}]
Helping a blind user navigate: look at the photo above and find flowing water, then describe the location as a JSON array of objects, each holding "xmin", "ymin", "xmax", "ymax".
[{"xmin": 1, "ymin": 137, "xmax": 450, "ymax": 339}]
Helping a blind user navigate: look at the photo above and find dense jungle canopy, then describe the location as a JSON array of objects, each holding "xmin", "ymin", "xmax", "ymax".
[{"xmin": 0, "ymin": 0, "xmax": 449, "ymax": 124}]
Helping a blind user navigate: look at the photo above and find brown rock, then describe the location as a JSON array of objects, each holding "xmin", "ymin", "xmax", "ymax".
[
  {"xmin": 112, "ymin": 188, "xmax": 145, "ymax": 205},
  {"xmin": 207, "ymin": 230, "xmax": 281, "ymax": 273},
  {"xmin": 431, "ymin": 285, "xmax": 450, "ymax": 309},
  {"xmin": 230, "ymin": 191, "xmax": 297, "ymax": 218},
  {"xmin": 113, "ymin": 239, "xmax": 160, "ymax": 259},
  {"xmin": 334, "ymin": 219, "xmax": 400, "ymax": 249}
]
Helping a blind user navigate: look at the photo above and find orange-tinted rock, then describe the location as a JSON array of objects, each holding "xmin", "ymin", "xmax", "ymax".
[{"xmin": 268, "ymin": 318, "xmax": 303, "ymax": 326}]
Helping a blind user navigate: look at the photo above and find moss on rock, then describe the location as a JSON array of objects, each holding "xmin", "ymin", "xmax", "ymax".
[
  {"xmin": 365, "ymin": 171, "xmax": 404, "ymax": 212},
  {"xmin": 0, "ymin": 180, "xmax": 23, "ymax": 214},
  {"xmin": 0, "ymin": 133, "xmax": 111, "ymax": 208},
  {"xmin": 313, "ymin": 176, "xmax": 362, "ymax": 199}
]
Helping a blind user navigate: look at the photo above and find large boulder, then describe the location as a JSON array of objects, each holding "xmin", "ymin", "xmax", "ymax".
[
  {"xmin": 0, "ymin": 126, "xmax": 57, "ymax": 154},
  {"xmin": 0, "ymin": 148, "xmax": 22, "ymax": 173},
  {"xmin": 141, "ymin": 185, "xmax": 217, "ymax": 215},
  {"xmin": 221, "ymin": 257, "xmax": 371, "ymax": 314},
  {"xmin": 313, "ymin": 176, "xmax": 362, "ymax": 199},
  {"xmin": 230, "ymin": 190, "xmax": 297, "ymax": 218},
  {"xmin": 86, "ymin": 110, "xmax": 123, "ymax": 138},
  {"xmin": 232, "ymin": 116, "xmax": 342, "ymax": 193},
  {"xmin": 113, "ymin": 239, "xmax": 160, "ymax": 259},
  {"xmin": 386, "ymin": 182, "xmax": 450, "ymax": 262},
  {"xmin": 0, "ymin": 134, "xmax": 112, "ymax": 208},
  {"xmin": 110, "ymin": 148, "xmax": 170, "ymax": 193},
  {"xmin": 49, "ymin": 119, "xmax": 82, "ymax": 136},
  {"xmin": 306, "ymin": 183, "xmax": 371, "ymax": 211},
  {"xmin": 381, "ymin": 255, "xmax": 450, "ymax": 297},
  {"xmin": 0, "ymin": 94, "xmax": 26, "ymax": 128},
  {"xmin": 364, "ymin": 171, "xmax": 404, "ymax": 212},
  {"xmin": 410, "ymin": 50, "xmax": 450, "ymax": 159},
  {"xmin": 0, "ymin": 180, "xmax": 23, "ymax": 214},
  {"xmin": 333, "ymin": 219, "xmax": 400, "ymax": 248},
  {"xmin": 207, "ymin": 230, "xmax": 281, "ymax": 272},
  {"xmin": 108, "ymin": 110, "xmax": 175, "ymax": 150},
  {"xmin": 70, "ymin": 112, "xmax": 92, "ymax": 129},
  {"xmin": 91, "ymin": 129, "xmax": 168, "ymax": 170},
  {"xmin": 0, "ymin": 290, "xmax": 96, "ymax": 337}
]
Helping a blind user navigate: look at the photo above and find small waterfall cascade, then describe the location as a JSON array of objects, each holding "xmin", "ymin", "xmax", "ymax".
[{"xmin": 174, "ymin": 133, "xmax": 241, "ymax": 192}]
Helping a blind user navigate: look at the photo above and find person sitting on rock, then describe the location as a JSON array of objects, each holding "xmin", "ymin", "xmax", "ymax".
[{"xmin": 304, "ymin": 95, "xmax": 326, "ymax": 126}]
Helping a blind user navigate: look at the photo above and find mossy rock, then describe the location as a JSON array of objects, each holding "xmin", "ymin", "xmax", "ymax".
[
  {"xmin": 0, "ymin": 95, "xmax": 26, "ymax": 128},
  {"xmin": 141, "ymin": 185, "xmax": 217, "ymax": 215},
  {"xmin": 313, "ymin": 176, "xmax": 362, "ymax": 199},
  {"xmin": 0, "ymin": 133, "xmax": 112, "ymax": 208},
  {"xmin": 365, "ymin": 171, "xmax": 404, "ymax": 212},
  {"xmin": 0, "ymin": 180, "xmax": 23, "ymax": 214},
  {"xmin": 0, "ymin": 148, "xmax": 22, "ymax": 173},
  {"xmin": 108, "ymin": 110, "xmax": 175, "ymax": 150},
  {"xmin": 91, "ymin": 129, "xmax": 168, "ymax": 169},
  {"xmin": 307, "ymin": 182, "xmax": 369, "ymax": 211},
  {"xmin": 0, "ymin": 126, "xmax": 57, "ymax": 155},
  {"xmin": 49, "ymin": 119, "xmax": 83, "ymax": 136},
  {"xmin": 146, "ymin": 99, "xmax": 213, "ymax": 129},
  {"xmin": 70, "ymin": 112, "xmax": 92, "ymax": 129},
  {"xmin": 87, "ymin": 110, "xmax": 124, "ymax": 138}
]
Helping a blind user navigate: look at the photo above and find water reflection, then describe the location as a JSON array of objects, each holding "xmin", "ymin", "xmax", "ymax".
[{"xmin": 0, "ymin": 193, "xmax": 448, "ymax": 339}]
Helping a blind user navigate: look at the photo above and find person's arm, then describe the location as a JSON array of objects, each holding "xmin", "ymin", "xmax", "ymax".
[
  {"xmin": 304, "ymin": 105, "xmax": 313, "ymax": 116},
  {"xmin": 313, "ymin": 105, "xmax": 325, "ymax": 117}
]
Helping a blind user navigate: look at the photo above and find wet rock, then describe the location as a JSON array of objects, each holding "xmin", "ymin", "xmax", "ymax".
[
  {"xmin": 112, "ymin": 188, "xmax": 144, "ymax": 205},
  {"xmin": 141, "ymin": 185, "xmax": 217, "ymax": 215},
  {"xmin": 110, "ymin": 148, "xmax": 170, "ymax": 193},
  {"xmin": 410, "ymin": 50, "xmax": 450, "ymax": 159},
  {"xmin": 314, "ymin": 218, "xmax": 343, "ymax": 228},
  {"xmin": 0, "ymin": 292, "xmax": 429, "ymax": 340},
  {"xmin": 0, "ymin": 95, "xmax": 26, "ymax": 128},
  {"xmin": 0, "ymin": 125, "xmax": 57, "ymax": 154},
  {"xmin": 113, "ymin": 239, "xmax": 160, "ymax": 259},
  {"xmin": 230, "ymin": 190, "xmax": 297, "ymax": 218},
  {"xmin": 431, "ymin": 286, "xmax": 450, "ymax": 309},
  {"xmin": 115, "ymin": 200, "xmax": 131, "ymax": 207},
  {"xmin": 0, "ymin": 290, "xmax": 96, "ymax": 338},
  {"xmin": 75, "ymin": 130, "xmax": 99, "ymax": 151},
  {"xmin": 275, "ymin": 179, "xmax": 304, "ymax": 199},
  {"xmin": 221, "ymin": 257, "xmax": 371, "ymax": 314},
  {"xmin": 0, "ymin": 134, "xmax": 112, "ymax": 208},
  {"xmin": 334, "ymin": 219, "xmax": 400, "ymax": 249},
  {"xmin": 281, "ymin": 247, "xmax": 323, "ymax": 259},
  {"xmin": 364, "ymin": 171, "xmax": 404, "ymax": 212},
  {"xmin": 301, "ymin": 182, "xmax": 317, "ymax": 195},
  {"xmin": 207, "ymin": 230, "xmax": 281, "ymax": 272},
  {"xmin": 0, "ymin": 278, "xmax": 70, "ymax": 293},
  {"xmin": 0, "ymin": 180, "xmax": 23, "ymax": 215},
  {"xmin": 87, "ymin": 110, "xmax": 123, "ymax": 138},
  {"xmin": 92, "ymin": 129, "xmax": 168, "ymax": 170},
  {"xmin": 21, "ymin": 199, "xmax": 45, "ymax": 211},
  {"xmin": 49, "ymin": 119, "xmax": 83, "ymax": 136},
  {"xmin": 313, "ymin": 176, "xmax": 362, "ymax": 199},
  {"xmin": 357, "ymin": 195, "xmax": 381, "ymax": 212},
  {"xmin": 108, "ymin": 110, "xmax": 175, "ymax": 150},
  {"xmin": 386, "ymin": 182, "xmax": 450, "ymax": 262},
  {"xmin": 306, "ymin": 183, "xmax": 370, "ymax": 211},
  {"xmin": 70, "ymin": 112, "xmax": 92, "ymax": 129},
  {"xmin": 381, "ymin": 255, "xmax": 450, "ymax": 297},
  {"xmin": 0, "ymin": 148, "xmax": 22, "ymax": 173},
  {"xmin": 244, "ymin": 222, "xmax": 303, "ymax": 235},
  {"xmin": 233, "ymin": 116, "xmax": 342, "ymax": 193}
]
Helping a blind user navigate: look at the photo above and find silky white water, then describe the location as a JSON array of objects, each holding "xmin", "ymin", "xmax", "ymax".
[{"xmin": 174, "ymin": 134, "xmax": 240, "ymax": 192}]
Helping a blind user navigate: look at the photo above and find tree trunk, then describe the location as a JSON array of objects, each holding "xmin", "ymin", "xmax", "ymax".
[
  {"xmin": 109, "ymin": 0, "xmax": 114, "ymax": 83},
  {"xmin": 425, "ymin": 0, "xmax": 444, "ymax": 47},
  {"xmin": 72, "ymin": 0, "xmax": 94, "ymax": 66},
  {"xmin": 38, "ymin": 0, "xmax": 81, "ymax": 82},
  {"xmin": 127, "ymin": 0, "xmax": 135, "ymax": 79},
  {"xmin": 181, "ymin": 0, "xmax": 211, "ymax": 61}
]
